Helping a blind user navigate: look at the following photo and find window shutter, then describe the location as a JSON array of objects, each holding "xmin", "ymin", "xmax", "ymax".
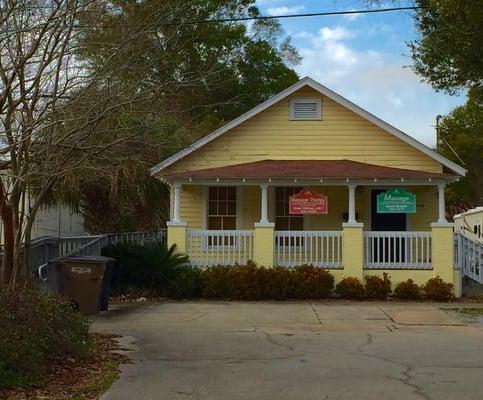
[{"xmin": 290, "ymin": 99, "xmax": 321, "ymax": 120}]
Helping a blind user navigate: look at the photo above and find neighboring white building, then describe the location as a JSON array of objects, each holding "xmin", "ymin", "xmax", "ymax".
[
  {"xmin": 454, "ymin": 207, "xmax": 483, "ymax": 242},
  {"xmin": 0, "ymin": 203, "xmax": 84, "ymax": 244}
]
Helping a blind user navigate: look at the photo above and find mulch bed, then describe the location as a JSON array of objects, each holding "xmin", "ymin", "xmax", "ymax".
[{"xmin": 0, "ymin": 334, "xmax": 129, "ymax": 400}]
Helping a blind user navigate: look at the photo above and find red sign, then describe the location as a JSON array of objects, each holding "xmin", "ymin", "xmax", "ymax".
[{"xmin": 289, "ymin": 189, "xmax": 328, "ymax": 215}]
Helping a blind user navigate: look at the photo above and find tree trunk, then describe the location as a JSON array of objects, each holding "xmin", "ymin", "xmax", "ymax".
[{"xmin": 0, "ymin": 205, "xmax": 15, "ymax": 286}]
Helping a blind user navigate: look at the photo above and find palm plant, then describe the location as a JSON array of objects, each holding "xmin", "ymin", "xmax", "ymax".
[{"xmin": 102, "ymin": 241, "xmax": 189, "ymax": 297}]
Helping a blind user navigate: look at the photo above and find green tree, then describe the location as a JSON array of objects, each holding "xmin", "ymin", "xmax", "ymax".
[
  {"xmin": 439, "ymin": 86, "xmax": 483, "ymax": 210},
  {"xmin": 74, "ymin": 0, "xmax": 299, "ymax": 231},
  {"xmin": 409, "ymin": 0, "xmax": 483, "ymax": 94}
]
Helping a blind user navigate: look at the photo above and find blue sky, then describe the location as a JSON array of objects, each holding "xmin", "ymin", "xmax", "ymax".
[{"xmin": 255, "ymin": 0, "xmax": 466, "ymax": 146}]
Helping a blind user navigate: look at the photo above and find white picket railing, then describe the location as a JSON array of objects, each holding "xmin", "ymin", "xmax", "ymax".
[
  {"xmin": 364, "ymin": 231, "xmax": 432, "ymax": 269},
  {"xmin": 455, "ymin": 233, "xmax": 483, "ymax": 283},
  {"xmin": 274, "ymin": 231, "xmax": 342, "ymax": 268},
  {"xmin": 186, "ymin": 230, "xmax": 254, "ymax": 266}
]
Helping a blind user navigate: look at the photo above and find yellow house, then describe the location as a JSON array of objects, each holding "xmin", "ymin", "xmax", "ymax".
[{"xmin": 151, "ymin": 77, "xmax": 466, "ymax": 295}]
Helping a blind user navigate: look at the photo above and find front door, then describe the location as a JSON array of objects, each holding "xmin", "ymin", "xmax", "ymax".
[
  {"xmin": 371, "ymin": 189, "xmax": 406, "ymax": 231},
  {"xmin": 371, "ymin": 189, "xmax": 407, "ymax": 263}
]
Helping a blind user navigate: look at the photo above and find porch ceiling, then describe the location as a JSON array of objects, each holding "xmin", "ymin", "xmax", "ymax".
[{"xmin": 164, "ymin": 160, "xmax": 457, "ymax": 181}]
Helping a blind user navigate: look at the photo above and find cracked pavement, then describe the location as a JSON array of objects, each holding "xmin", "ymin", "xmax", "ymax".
[{"xmin": 93, "ymin": 301, "xmax": 483, "ymax": 400}]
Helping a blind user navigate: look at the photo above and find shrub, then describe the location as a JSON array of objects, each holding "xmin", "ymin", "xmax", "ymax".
[
  {"xmin": 290, "ymin": 265, "xmax": 334, "ymax": 299},
  {"xmin": 102, "ymin": 241, "xmax": 189, "ymax": 297},
  {"xmin": 393, "ymin": 279, "xmax": 421, "ymax": 300},
  {"xmin": 168, "ymin": 267, "xmax": 203, "ymax": 299},
  {"xmin": 201, "ymin": 263, "xmax": 335, "ymax": 300},
  {"xmin": 0, "ymin": 285, "xmax": 90, "ymax": 389},
  {"xmin": 364, "ymin": 273, "xmax": 392, "ymax": 300},
  {"xmin": 336, "ymin": 277, "xmax": 365, "ymax": 300},
  {"xmin": 422, "ymin": 276, "xmax": 453, "ymax": 301},
  {"xmin": 264, "ymin": 267, "xmax": 292, "ymax": 300}
]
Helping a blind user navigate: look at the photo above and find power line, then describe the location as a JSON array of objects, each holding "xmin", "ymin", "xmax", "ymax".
[
  {"xmin": 181, "ymin": 7, "xmax": 423, "ymax": 25},
  {"xmin": 0, "ymin": 6, "xmax": 423, "ymax": 37}
]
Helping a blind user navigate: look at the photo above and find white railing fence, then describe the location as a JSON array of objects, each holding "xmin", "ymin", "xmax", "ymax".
[
  {"xmin": 455, "ymin": 233, "xmax": 483, "ymax": 283},
  {"xmin": 187, "ymin": 230, "xmax": 254, "ymax": 267},
  {"xmin": 364, "ymin": 231, "xmax": 432, "ymax": 269},
  {"xmin": 275, "ymin": 231, "xmax": 342, "ymax": 268}
]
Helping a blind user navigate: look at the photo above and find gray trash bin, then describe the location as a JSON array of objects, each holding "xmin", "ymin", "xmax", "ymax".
[{"xmin": 62, "ymin": 256, "xmax": 113, "ymax": 314}]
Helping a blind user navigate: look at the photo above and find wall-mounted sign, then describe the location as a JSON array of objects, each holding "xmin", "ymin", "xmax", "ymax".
[
  {"xmin": 377, "ymin": 188, "xmax": 416, "ymax": 214},
  {"xmin": 289, "ymin": 189, "xmax": 328, "ymax": 215}
]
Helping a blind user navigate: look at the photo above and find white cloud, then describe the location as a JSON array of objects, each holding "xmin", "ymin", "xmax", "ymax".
[
  {"xmin": 266, "ymin": 5, "xmax": 305, "ymax": 16},
  {"xmin": 296, "ymin": 26, "xmax": 381, "ymax": 83},
  {"xmin": 294, "ymin": 25, "xmax": 463, "ymax": 146},
  {"xmin": 319, "ymin": 26, "xmax": 353, "ymax": 41}
]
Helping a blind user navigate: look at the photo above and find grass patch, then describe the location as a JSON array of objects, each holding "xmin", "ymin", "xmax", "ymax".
[
  {"xmin": 447, "ymin": 307, "xmax": 483, "ymax": 317},
  {"xmin": 0, "ymin": 333, "xmax": 128, "ymax": 400}
]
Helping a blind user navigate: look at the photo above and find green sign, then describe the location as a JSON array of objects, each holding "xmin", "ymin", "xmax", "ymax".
[{"xmin": 377, "ymin": 188, "xmax": 416, "ymax": 214}]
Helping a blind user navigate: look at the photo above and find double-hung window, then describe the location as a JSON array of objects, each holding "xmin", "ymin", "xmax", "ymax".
[
  {"xmin": 208, "ymin": 186, "xmax": 236, "ymax": 246},
  {"xmin": 275, "ymin": 187, "xmax": 304, "ymax": 247}
]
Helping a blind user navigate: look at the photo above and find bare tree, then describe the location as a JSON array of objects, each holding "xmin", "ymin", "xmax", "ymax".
[{"xmin": 0, "ymin": 0, "xmax": 182, "ymax": 286}]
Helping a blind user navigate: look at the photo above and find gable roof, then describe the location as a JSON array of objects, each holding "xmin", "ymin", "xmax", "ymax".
[{"xmin": 150, "ymin": 77, "xmax": 466, "ymax": 176}]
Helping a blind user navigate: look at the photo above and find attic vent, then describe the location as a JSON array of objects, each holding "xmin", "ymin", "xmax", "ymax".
[{"xmin": 289, "ymin": 98, "xmax": 321, "ymax": 120}]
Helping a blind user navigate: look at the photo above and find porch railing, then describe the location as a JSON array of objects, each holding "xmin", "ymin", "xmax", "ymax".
[
  {"xmin": 274, "ymin": 231, "xmax": 342, "ymax": 268},
  {"xmin": 455, "ymin": 233, "xmax": 483, "ymax": 283},
  {"xmin": 364, "ymin": 231, "xmax": 432, "ymax": 269},
  {"xmin": 186, "ymin": 230, "xmax": 254, "ymax": 266}
]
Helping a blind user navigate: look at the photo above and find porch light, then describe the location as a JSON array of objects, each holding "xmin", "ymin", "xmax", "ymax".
[
  {"xmin": 400, "ymin": 178, "xmax": 404, "ymax": 182},
  {"xmin": 242, "ymin": 178, "xmax": 246, "ymax": 182},
  {"xmin": 320, "ymin": 178, "xmax": 324, "ymax": 183},
  {"xmin": 216, "ymin": 178, "xmax": 220, "ymax": 182},
  {"xmin": 373, "ymin": 178, "xmax": 378, "ymax": 182}
]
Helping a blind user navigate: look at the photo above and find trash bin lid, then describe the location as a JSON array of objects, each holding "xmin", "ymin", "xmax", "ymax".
[{"xmin": 63, "ymin": 255, "xmax": 115, "ymax": 263}]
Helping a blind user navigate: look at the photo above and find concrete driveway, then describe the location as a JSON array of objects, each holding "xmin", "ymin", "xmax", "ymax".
[{"xmin": 93, "ymin": 301, "xmax": 483, "ymax": 400}]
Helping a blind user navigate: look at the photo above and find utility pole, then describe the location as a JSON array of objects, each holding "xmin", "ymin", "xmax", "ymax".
[{"xmin": 435, "ymin": 114, "xmax": 442, "ymax": 152}]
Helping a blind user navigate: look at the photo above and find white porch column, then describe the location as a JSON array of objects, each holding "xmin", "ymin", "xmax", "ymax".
[
  {"xmin": 254, "ymin": 183, "xmax": 274, "ymax": 266},
  {"xmin": 172, "ymin": 183, "xmax": 182, "ymax": 223},
  {"xmin": 437, "ymin": 183, "xmax": 447, "ymax": 224},
  {"xmin": 260, "ymin": 183, "xmax": 269, "ymax": 224},
  {"xmin": 167, "ymin": 182, "xmax": 187, "ymax": 253},
  {"xmin": 347, "ymin": 183, "xmax": 357, "ymax": 224}
]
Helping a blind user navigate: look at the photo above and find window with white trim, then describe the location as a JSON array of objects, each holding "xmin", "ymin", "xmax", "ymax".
[
  {"xmin": 275, "ymin": 187, "xmax": 304, "ymax": 231},
  {"xmin": 208, "ymin": 186, "xmax": 236, "ymax": 230},
  {"xmin": 289, "ymin": 98, "xmax": 321, "ymax": 120}
]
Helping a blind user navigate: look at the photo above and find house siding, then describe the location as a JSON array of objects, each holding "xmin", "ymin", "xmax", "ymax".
[{"xmin": 164, "ymin": 87, "xmax": 442, "ymax": 175}]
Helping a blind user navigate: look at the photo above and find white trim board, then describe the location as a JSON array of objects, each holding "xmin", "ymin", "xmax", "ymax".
[{"xmin": 150, "ymin": 77, "xmax": 466, "ymax": 177}]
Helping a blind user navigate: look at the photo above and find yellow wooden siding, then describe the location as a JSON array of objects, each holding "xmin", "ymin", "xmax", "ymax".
[
  {"xmin": 407, "ymin": 186, "xmax": 438, "ymax": 231},
  {"xmin": 180, "ymin": 186, "xmax": 204, "ymax": 229},
  {"xmin": 164, "ymin": 86, "xmax": 442, "ymax": 175},
  {"xmin": 241, "ymin": 186, "xmax": 260, "ymax": 229}
]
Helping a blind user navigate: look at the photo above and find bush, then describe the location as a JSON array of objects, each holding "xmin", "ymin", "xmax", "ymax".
[
  {"xmin": 102, "ymin": 241, "xmax": 189, "ymax": 297},
  {"xmin": 336, "ymin": 277, "xmax": 365, "ymax": 300},
  {"xmin": 422, "ymin": 276, "xmax": 453, "ymax": 301},
  {"xmin": 201, "ymin": 263, "xmax": 335, "ymax": 300},
  {"xmin": 263, "ymin": 267, "xmax": 292, "ymax": 300},
  {"xmin": 168, "ymin": 267, "xmax": 203, "ymax": 299},
  {"xmin": 364, "ymin": 273, "xmax": 392, "ymax": 300},
  {"xmin": 290, "ymin": 265, "xmax": 334, "ymax": 299},
  {"xmin": 393, "ymin": 279, "xmax": 421, "ymax": 300},
  {"xmin": 201, "ymin": 265, "xmax": 237, "ymax": 299},
  {"xmin": 0, "ymin": 285, "xmax": 90, "ymax": 389}
]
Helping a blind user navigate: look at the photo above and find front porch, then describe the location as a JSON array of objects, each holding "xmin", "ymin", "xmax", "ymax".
[{"xmin": 165, "ymin": 160, "xmax": 458, "ymax": 288}]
